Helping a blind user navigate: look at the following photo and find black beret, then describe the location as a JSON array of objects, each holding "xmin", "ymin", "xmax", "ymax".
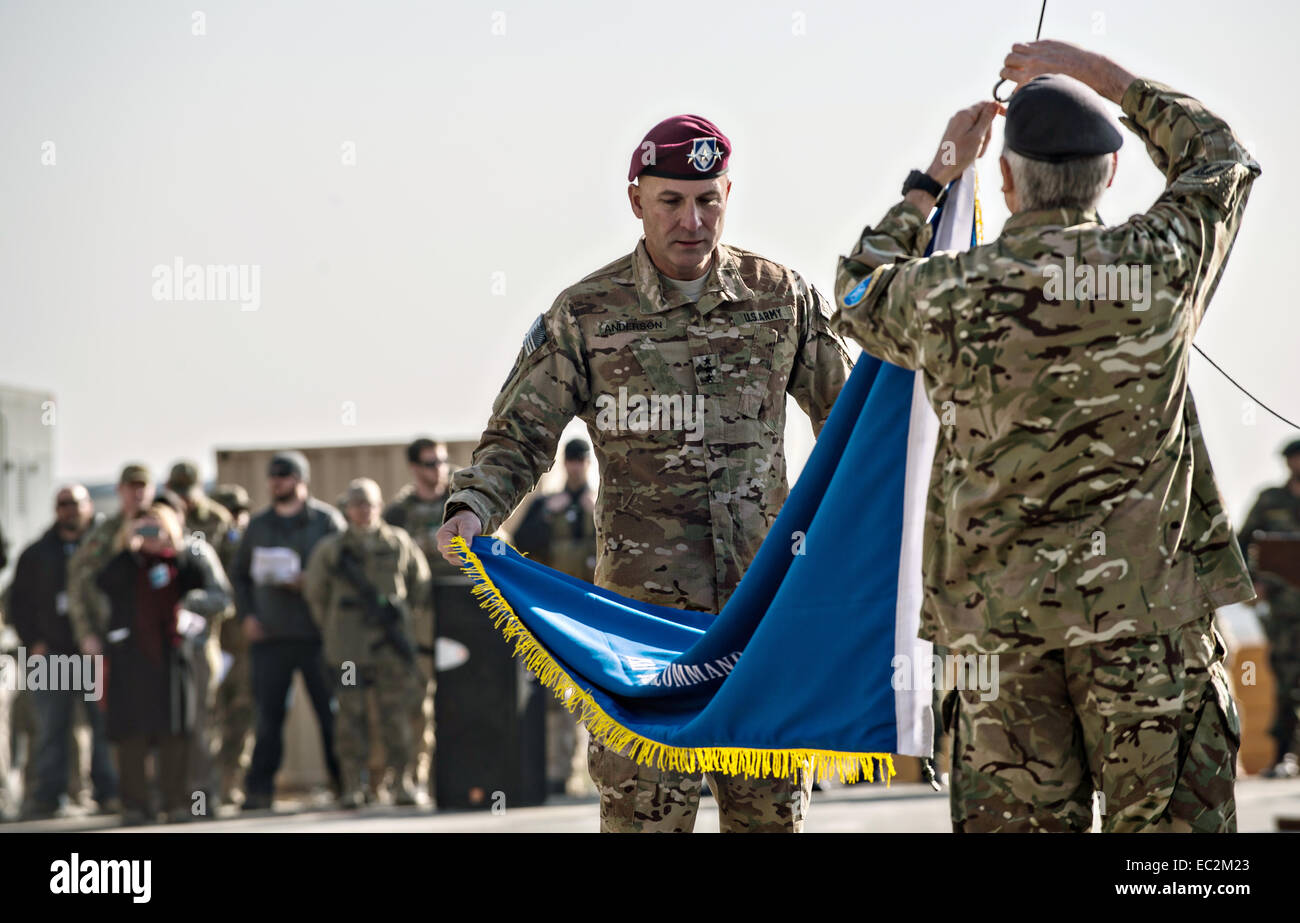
[
  {"xmin": 1282, "ymin": 439, "xmax": 1300, "ymax": 458},
  {"xmin": 1005, "ymin": 74, "xmax": 1123, "ymax": 163}
]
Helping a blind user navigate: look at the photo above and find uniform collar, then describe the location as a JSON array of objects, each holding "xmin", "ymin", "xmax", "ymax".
[
  {"xmin": 616, "ymin": 240, "xmax": 755, "ymax": 315},
  {"xmin": 1001, "ymin": 206, "xmax": 1103, "ymax": 236}
]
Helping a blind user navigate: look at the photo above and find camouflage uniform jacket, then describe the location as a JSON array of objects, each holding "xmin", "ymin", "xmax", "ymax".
[
  {"xmin": 66, "ymin": 511, "xmax": 126, "ymax": 644},
  {"xmin": 1239, "ymin": 483, "xmax": 1300, "ymax": 616},
  {"xmin": 447, "ymin": 240, "xmax": 854, "ymax": 613},
  {"xmin": 383, "ymin": 485, "xmax": 460, "ymax": 579},
  {"xmin": 833, "ymin": 78, "xmax": 1259, "ymax": 654},
  {"xmin": 304, "ymin": 521, "xmax": 431, "ymax": 666}
]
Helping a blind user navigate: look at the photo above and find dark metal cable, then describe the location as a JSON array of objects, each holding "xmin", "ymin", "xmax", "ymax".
[
  {"xmin": 990, "ymin": 0, "xmax": 1291, "ymax": 431},
  {"xmin": 1192, "ymin": 344, "xmax": 1298, "ymax": 429}
]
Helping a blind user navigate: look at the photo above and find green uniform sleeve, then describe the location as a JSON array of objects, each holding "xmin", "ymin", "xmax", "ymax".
[
  {"xmin": 832, "ymin": 200, "xmax": 937, "ymax": 370},
  {"xmin": 446, "ymin": 300, "xmax": 591, "ymax": 534},
  {"xmin": 1112, "ymin": 78, "xmax": 1261, "ymax": 330}
]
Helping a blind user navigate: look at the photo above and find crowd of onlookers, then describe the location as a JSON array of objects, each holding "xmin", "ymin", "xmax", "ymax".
[{"xmin": 0, "ymin": 438, "xmax": 492, "ymax": 824}]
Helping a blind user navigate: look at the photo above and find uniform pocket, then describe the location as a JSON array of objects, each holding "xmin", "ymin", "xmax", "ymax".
[
  {"xmin": 1159, "ymin": 668, "xmax": 1240, "ymax": 833},
  {"xmin": 737, "ymin": 326, "xmax": 777, "ymax": 419},
  {"xmin": 1210, "ymin": 669, "xmax": 1242, "ymax": 753}
]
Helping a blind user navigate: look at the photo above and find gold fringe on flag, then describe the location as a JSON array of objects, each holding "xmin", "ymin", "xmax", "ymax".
[{"xmin": 448, "ymin": 536, "xmax": 896, "ymax": 784}]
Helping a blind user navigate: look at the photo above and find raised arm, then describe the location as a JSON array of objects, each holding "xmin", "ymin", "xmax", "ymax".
[
  {"xmin": 1000, "ymin": 40, "xmax": 1260, "ymax": 328},
  {"xmin": 834, "ymin": 101, "xmax": 1001, "ymax": 366}
]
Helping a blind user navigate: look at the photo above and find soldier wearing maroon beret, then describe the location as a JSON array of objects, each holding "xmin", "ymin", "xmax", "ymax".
[{"xmin": 437, "ymin": 114, "xmax": 854, "ymax": 833}]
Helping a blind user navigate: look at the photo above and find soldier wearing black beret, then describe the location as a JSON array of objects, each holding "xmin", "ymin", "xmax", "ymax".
[{"xmin": 835, "ymin": 39, "xmax": 1261, "ymax": 831}]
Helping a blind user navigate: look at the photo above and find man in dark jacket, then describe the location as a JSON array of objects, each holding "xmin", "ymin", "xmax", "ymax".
[
  {"xmin": 230, "ymin": 451, "xmax": 344, "ymax": 809},
  {"xmin": 8, "ymin": 485, "xmax": 119, "ymax": 818}
]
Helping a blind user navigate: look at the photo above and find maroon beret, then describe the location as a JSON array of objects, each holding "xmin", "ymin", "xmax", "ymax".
[{"xmin": 628, "ymin": 114, "xmax": 731, "ymax": 183}]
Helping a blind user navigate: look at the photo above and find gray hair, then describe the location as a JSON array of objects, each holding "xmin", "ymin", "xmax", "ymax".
[{"xmin": 1003, "ymin": 147, "xmax": 1113, "ymax": 212}]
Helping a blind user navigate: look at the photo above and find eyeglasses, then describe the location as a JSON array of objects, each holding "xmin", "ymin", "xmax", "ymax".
[
  {"xmin": 268, "ymin": 467, "xmax": 297, "ymax": 479},
  {"xmin": 56, "ymin": 499, "xmax": 79, "ymax": 508},
  {"xmin": 418, "ymin": 460, "xmax": 447, "ymax": 469}
]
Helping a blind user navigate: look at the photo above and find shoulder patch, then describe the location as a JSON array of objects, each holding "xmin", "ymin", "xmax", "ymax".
[
  {"xmin": 497, "ymin": 314, "xmax": 550, "ymax": 394},
  {"xmin": 842, "ymin": 274, "xmax": 873, "ymax": 307},
  {"xmin": 522, "ymin": 314, "xmax": 548, "ymax": 357}
]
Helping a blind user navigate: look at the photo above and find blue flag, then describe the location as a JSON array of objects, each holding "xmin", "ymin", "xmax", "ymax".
[{"xmin": 451, "ymin": 170, "xmax": 980, "ymax": 782}]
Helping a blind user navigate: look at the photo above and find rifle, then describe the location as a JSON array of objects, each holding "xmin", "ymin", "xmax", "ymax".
[{"xmin": 334, "ymin": 545, "xmax": 418, "ymax": 664}]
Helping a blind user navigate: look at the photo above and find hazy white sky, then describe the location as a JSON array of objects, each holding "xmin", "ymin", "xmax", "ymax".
[{"xmin": 1, "ymin": 0, "xmax": 1296, "ymax": 522}]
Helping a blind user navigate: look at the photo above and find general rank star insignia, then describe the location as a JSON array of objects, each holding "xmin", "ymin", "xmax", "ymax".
[
  {"xmin": 687, "ymin": 137, "xmax": 722, "ymax": 173},
  {"xmin": 693, "ymin": 353, "xmax": 719, "ymax": 385}
]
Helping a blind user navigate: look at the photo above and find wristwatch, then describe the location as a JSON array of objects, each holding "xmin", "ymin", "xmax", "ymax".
[{"xmin": 901, "ymin": 169, "xmax": 944, "ymax": 199}]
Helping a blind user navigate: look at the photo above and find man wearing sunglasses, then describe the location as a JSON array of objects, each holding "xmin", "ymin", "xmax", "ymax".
[{"xmin": 229, "ymin": 451, "xmax": 344, "ymax": 810}]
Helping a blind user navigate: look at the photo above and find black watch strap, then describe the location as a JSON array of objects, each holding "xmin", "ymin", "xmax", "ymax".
[{"xmin": 901, "ymin": 169, "xmax": 943, "ymax": 198}]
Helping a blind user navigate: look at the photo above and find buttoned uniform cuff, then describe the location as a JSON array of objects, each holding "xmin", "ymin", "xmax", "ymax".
[
  {"xmin": 443, "ymin": 492, "xmax": 497, "ymax": 534},
  {"xmin": 887, "ymin": 199, "xmax": 931, "ymax": 237},
  {"xmin": 882, "ymin": 199, "xmax": 934, "ymax": 258},
  {"xmin": 1118, "ymin": 75, "xmax": 1147, "ymax": 119}
]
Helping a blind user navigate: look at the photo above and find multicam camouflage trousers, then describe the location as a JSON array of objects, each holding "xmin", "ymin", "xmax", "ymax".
[
  {"xmin": 945, "ymin": 614, "xmax": 1240, "ymax": 832},
  {"xmin": 587, "ymin": 737, "xmax": 812, "ymax": 833},
  {"xmin": 334, "ymin": 657, "xmax": 418, "ymax": 794}
]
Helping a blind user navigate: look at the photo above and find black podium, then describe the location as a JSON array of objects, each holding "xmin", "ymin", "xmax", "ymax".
[{"xmin": 432, "ymin": 576, "xmax": 547, "ymax": 810}]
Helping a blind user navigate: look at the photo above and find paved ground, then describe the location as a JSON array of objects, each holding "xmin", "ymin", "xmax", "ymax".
[{"xmin": 5, "ymin": 776, "xmax": 1300, "ymax": 834}]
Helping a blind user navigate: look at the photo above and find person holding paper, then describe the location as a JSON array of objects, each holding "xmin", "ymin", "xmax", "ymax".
[{"xmin": 229, "ymin": 451, "xmax": 344, "ymax": 810}]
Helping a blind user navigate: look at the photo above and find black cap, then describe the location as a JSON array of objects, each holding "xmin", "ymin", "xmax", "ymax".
[
  {"xmin": 564, "ymin": 439, "xmax": 590, "ymax": 462},
  {"xmin": 268, "ymin": 450, "xmax": 310, "ymax": 482},
  {"xmin": 1005, "ymin": 74, "xmax": 1123, "ymax": 163},
  {"xmin": 1282, "ymin": 439, "xmax": 1300, "ymax": 458}
]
